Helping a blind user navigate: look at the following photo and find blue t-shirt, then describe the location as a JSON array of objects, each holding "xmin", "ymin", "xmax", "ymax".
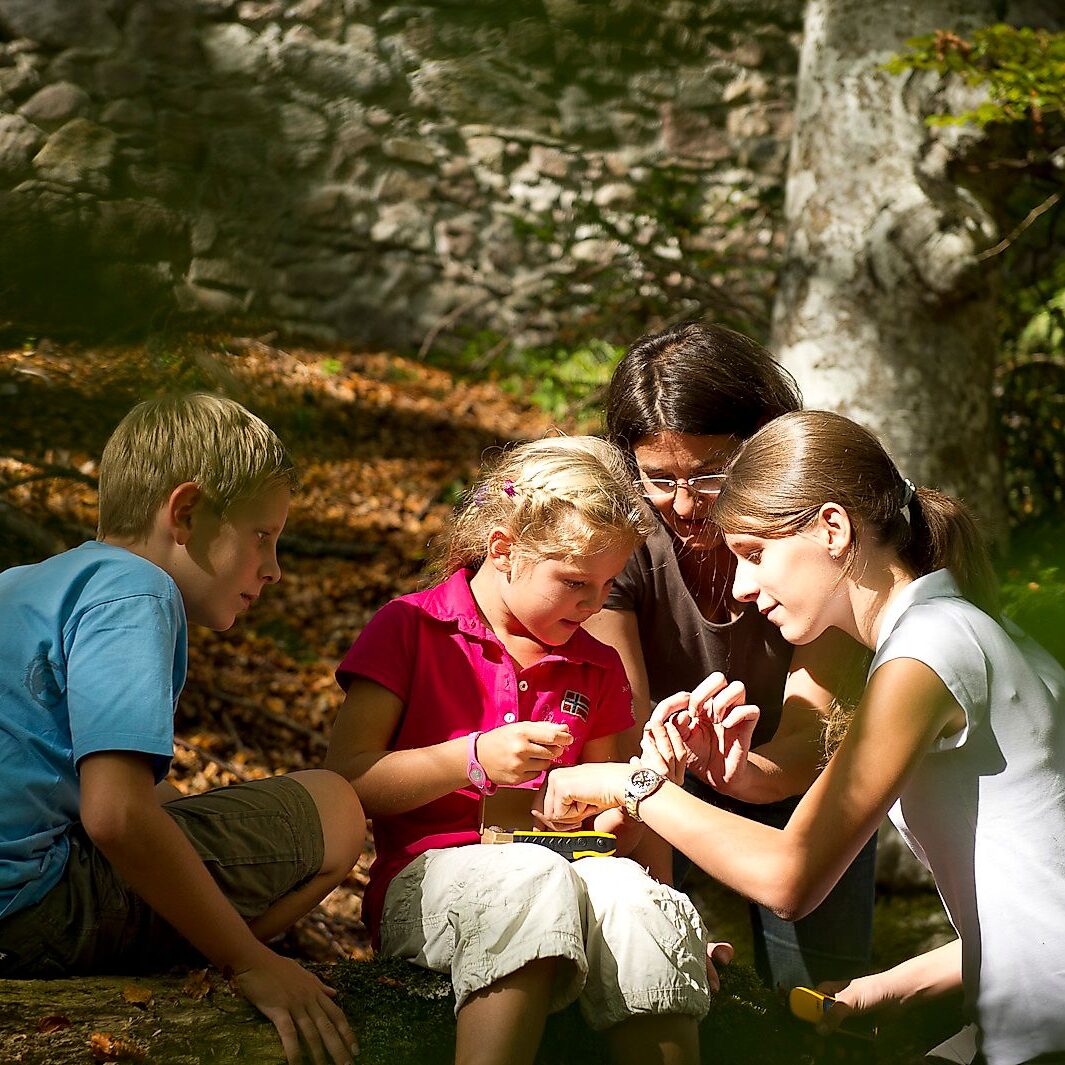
[{"xmin": 0, "ymin": 541, "xmax": 187, "ymax": 919}]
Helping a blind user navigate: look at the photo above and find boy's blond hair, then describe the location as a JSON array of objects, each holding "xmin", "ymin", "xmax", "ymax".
[
  {"xmin": 432, "ymin": 435, "xmax": 656, "ymax": 577},
  {"xmin": 97, "ymin": 393, "xmax": 298, "ymax": 540}
]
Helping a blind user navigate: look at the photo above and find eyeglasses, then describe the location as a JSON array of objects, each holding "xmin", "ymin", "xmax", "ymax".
[{"xmin": 635, "ymin": 474, "xmax": 726, "ymax": 501}]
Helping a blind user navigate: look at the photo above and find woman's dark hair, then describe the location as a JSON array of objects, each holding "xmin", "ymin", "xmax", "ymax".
[
  {"xmin": 605, "ymin": 321, "xmax": 802, "ymax": 463},
  {"xmin": 714, "ymin": 410, "xmax": 1000, "ymax": 616}
]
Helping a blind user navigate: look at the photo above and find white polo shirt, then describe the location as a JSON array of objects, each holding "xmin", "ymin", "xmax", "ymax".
[{"xmin": 871, "ymin": 570, "xmax": 1065, "ymax": 1065}]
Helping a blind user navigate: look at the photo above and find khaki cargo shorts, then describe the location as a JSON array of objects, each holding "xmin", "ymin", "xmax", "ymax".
[
  {"xmin": 381, "ymin": 844, "xmax": 711, "ymax": 1030},
  {"xmin": 0, "ymin": 775, "xmax": 323, "ymax": 977}
]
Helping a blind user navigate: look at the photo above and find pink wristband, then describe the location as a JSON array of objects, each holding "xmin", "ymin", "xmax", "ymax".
[{"xmin": 466, "ymin": 731, "xmax": 496, "ymax": 795}]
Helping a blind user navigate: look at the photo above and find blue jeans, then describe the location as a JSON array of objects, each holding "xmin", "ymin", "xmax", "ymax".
[{"xmin": 677, "ymin": 781, "xmax": 876, "ymax": 990}]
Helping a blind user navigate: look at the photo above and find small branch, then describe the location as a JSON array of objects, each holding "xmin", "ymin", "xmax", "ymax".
[
  {"xmin": 214, "ymin": 688, "xmax": 330, "ymax": 749},
  {"xmin": 976, "ymin": 190, "xmax": 1062, "ymax": 262},
  {"xmin": 281, "ymin": 534, "xmax": 380, "ymax": 560},
  {"xmin": 417, "ymin": 291, "xmax": 492, "ymax": 360},
  {"xmin": 0, "ymin": 499, "xmax": 66, "ymax": 556},
  {"xmin": 174, "ymin": 737, "xmax": 252, "ymax": 781}
]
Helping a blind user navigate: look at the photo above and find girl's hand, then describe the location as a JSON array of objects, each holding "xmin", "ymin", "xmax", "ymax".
[
  {"xmin": 477, "ymin": 721, "xmax": 573, "ymax": 786},
  {"xmin": 640, "ymin": 694, "xmax": 702, "ymax": 784},
  {"xmin": 540, "ymin": 762, "xmax": 631, "ymax": 823},
  {"xmin": 685, "ymin": 672, "xmax": 761, "ymax": 790},
  {"xmin": 531, "ymin": 779, "xmax": 595, "ymax": 830},
  {"xmin": 814, "ymin": 973, "xmax": 895, "ymax": 1034}
]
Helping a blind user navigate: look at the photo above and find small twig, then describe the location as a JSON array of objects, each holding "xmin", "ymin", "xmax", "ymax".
[
  {"xmin": 417, "ymin": 291, "xmax": 492, "ymax": 360},
  {"xmin": 174, "ymin": 737, "xmax": 251, "ymax": 781},
  {"xmin": 281, "ymin": 534, "xmax": 379, "ymax": 560},
  {"xmin": 214, "ymin": 688, "xmax": 329, "ymax": 749},
  {"xmin": 220, "ymin": 710, "xmax": 247, "ymax": 755},
  {"xmin": 976, "ymin": 190, "xmax": 1062, "ymax": 262}
]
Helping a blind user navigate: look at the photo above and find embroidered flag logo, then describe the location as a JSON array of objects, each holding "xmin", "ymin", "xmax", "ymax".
[{"xmin": 560, "ymin": 690, "xmax": 590, "ymax": 721}]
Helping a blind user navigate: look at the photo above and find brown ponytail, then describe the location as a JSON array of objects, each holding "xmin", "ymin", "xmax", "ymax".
[{"xmin": 905, "ymin": 487, "xmax": 999, "ymax": 617}]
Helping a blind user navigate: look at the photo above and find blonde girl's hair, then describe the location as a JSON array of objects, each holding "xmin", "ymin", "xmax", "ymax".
[
  {"xmin": 432, "ymin": 435, "xmax": 657, "ymax": 577},
  {"xmin": 97, "ymin": 393, "xmax": 298, "ymax": 540},
  {"xmin": 713, "ymin": 410, "xmax": 999, "ymax": 617}
]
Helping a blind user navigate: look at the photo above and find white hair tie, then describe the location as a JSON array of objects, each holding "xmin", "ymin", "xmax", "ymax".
[{"xmin": 899, "ymin": 478, "xmax": 916, "ymax": 523}]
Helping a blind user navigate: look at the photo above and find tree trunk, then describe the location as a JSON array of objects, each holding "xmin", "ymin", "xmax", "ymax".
[{"xmin": 771, "ymin": 0, "xmax": 1007, "ymax": 535}]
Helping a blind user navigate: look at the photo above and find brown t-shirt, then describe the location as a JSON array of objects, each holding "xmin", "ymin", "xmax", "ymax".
[{"xmin": 605, "ymin": 523, "xmax": 792, "ymax": 747}]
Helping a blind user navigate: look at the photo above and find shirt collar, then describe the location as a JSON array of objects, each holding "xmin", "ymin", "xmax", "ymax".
[
  {"xmin": 418, "ymin": 568, "xmax": 617, "ymax": 668},
  {"xmin": 874, "ymin": 569, "xmax": 963, "ymax": 655}
]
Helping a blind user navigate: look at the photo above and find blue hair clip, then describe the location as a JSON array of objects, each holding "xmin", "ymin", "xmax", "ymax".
[{"xmin": 472, "ymin": 484, "xmax": 489, "ymax": 507}]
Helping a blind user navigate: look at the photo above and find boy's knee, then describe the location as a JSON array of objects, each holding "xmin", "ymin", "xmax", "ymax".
[{"xmin": 288, "ymin": 769, "xmax": 365, "ymax": 875}]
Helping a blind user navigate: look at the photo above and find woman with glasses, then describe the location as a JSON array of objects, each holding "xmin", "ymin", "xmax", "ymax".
[{"xmin": 584, "ymin": 321, "xmax": 877, "ymax": 990}]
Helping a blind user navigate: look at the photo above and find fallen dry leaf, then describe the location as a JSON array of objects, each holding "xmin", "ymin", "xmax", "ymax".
[
  {"xmin": 181, "ymin": 968, "xmax": 212, "ymax": 1001},
  {"xmin": 89, "ymin": 1032, "xmax": 147, "ymax": 1061},
  {"xmin": 36, "ymin": 1014, "xmax": 72, "ymax": 1034},
  {"xmin": 121, "ymin": 985, "xmax": 153, "ymax": 1009}
]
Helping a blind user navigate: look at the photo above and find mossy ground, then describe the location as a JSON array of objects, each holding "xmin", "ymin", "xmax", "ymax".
[{"xmin": 331, "ymin": 954, "xmax": 963, "ymax": 1065}]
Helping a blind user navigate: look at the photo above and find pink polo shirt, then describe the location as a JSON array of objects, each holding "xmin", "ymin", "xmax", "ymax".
[{"xmin": 336, "ymin": 568, "xmax": 635, "ymax": 937}]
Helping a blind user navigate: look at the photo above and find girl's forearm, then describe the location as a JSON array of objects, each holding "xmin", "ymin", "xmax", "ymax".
[
  {"xmin": 348, "ymin": 738, "xmax": 469, "ymax": 816},
  {"xmin": 634, "ymin": 779, "xmax": 845, "ymax": 920},
  {"xmin": 860, "ymin": 938, "xmax": 963, "ymax": 1008}
]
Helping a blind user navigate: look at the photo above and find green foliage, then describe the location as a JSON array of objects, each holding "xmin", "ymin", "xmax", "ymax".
[
  {"xmin": 993, "ymin": 228, "xmax": 1065, "ymax": 527},
  {"xmin": 886, "ymin": 25, "xmax": 1065, "ymax": 128},
  {"xmin": 890, "ymin": 27, "xmax": 1065, "ymax": 531},
  {"xmin": 332, "ymin": 955, "xmax": 957, "ymax": 1065},
  {"xmin": 511, "ymin": 339, "xmax": 624, "ymax": 427},
  {"xmin": 999, "ymin": 519, "xmax": 1065, "ymax": 664},
  {"xmin": 441, "ymin": 336, "xmax": 625, "ymax": 429},
  {"xmin": 319, "ymin": 357, "xmax": 343, "ymax": 376}
]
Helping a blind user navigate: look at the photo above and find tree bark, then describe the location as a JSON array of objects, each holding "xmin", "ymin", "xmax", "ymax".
[{"xmin": 771, "ymin": 0, "xmax": 1007, "ymax": 534}]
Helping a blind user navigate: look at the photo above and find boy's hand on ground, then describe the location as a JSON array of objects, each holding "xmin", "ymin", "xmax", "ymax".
[
  {"xmin": 234, "ymin": 951, "xmax": 359, "ymax": 1065},
  {"xmin": 478, "ymin": 721, "xmax": 573, "ymax": 785}
]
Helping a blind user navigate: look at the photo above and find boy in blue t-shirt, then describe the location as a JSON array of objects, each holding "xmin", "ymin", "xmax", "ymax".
[{"xmin": 0, "ymin": 394, "xmax": 364, "ymax": 1065}]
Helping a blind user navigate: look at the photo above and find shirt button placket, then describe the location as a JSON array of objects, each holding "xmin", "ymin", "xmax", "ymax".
[
  {"xmin": 501, "ymin": 671, "xmax": 519, "ymax": 725},
  {"xmin": 513, "ymin": 678, "xmax": 530, "ymax": 724}
]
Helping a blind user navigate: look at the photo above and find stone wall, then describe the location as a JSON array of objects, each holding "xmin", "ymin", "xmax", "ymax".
[{"xmin": 0, "ymin": 0, "xmax": 801, "ymax": 351}]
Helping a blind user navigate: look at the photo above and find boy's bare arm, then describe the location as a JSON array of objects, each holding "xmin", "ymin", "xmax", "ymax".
[{"xmin": 79, "ymin": 752, "xmax": 357, "ymax": 1065}]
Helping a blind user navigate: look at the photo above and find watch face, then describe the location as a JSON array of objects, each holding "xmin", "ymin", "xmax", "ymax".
[
  {"xmin": 629, "ymin": 769, "xmax": 661, "ymax": 796},
  {"xmin": 470, "ymin": 765, "xmax": 487, "ymax": 787}
]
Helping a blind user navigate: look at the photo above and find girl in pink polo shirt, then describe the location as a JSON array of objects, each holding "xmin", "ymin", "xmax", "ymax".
[{"xmin": 327, "ymin": 436, "xmax": 715, "ymax": 1065}]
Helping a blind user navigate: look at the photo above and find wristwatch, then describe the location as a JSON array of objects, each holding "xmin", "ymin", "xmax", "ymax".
[
  {"xmin": 623, "ymin": 768, "xmax": 665, "ymax": 822},
  {"xmin": 466, "ymin": 731, "xmax": 496, "ymax": 796}
]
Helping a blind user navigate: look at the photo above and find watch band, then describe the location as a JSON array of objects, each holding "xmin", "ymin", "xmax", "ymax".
[{"xmin": 466, "ymin": 731, "xmax": 496, "ymax": 795}]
